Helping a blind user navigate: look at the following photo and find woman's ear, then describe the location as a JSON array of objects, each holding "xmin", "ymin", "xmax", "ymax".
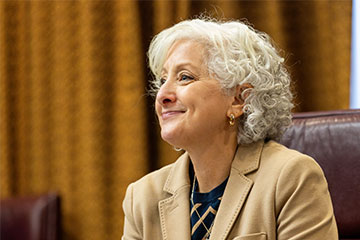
[{"xmin": 227, "ymin": 83, "xmax": 253, "ymax": 118}]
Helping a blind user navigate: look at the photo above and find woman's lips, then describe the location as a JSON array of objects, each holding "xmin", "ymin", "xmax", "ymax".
[{"xmin": 161, "ymin": 110, "xmax": 185, "ymax": 120}]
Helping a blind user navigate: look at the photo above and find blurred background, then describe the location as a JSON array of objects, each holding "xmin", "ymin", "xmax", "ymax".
[{"xmin": 0, "ymin": 0, "xmax": 353, "ymax": 239}]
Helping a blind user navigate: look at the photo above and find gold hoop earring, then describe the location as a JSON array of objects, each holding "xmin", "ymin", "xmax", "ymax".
[{"xmin": 229, "ymin": 114, "xmax": 235, "ymax": 126}]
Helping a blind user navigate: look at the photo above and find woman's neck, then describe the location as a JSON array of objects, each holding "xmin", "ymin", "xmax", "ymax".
[{"xmin": 187, "ymin": 134, "xmax": 238, "ymax": 193}]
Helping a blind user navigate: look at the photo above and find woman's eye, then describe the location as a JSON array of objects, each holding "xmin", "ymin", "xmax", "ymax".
[
  {"xmin": 159, "ymin": 78, "xmax": 166, "ymax": 85},
  {"xmin": 179, "ymin": 74, "xmax": 194, "ymax": 81}
]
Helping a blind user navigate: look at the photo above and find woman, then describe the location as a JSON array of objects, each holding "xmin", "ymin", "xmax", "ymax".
[{"xmin": 122, "ymin": 18, "xmax": 338, "ymax": 240}]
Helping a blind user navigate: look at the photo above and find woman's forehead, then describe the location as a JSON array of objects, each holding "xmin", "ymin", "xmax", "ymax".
[{"xmin": 162, "ymin": 40, "xmax": 206, "ymax": 72}]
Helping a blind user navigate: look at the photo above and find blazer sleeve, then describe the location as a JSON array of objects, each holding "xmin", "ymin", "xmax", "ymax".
[
  {"xmin": 275, "ymin": 155, "xmax": 338, "ymax": 239},
  {"xmin": 122, "ymin": 183, "xmax": 142, "ymax": 240}
]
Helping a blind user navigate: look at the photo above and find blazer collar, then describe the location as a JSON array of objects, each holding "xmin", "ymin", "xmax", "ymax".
[
  {"xmin": 162, "ymin": 140, "xmax": 263, "ymax": 193},
  {"xmin": 210, "ymin": 140, "xmax": 264, "ymax": 240},
  {"xmin": 159, "ymin": 152, "xmax": 191, "ymax": 240},
  {"xmin": 231, "ymin": 140, "xmax": 263, "ymax": 175},
  {"xmin": 159, "ymin": 141, "xmax": 264, "ymax": 240},
  {"xmin": 163, "ymin": 152, "xmax": 191, "ymax": 194}
]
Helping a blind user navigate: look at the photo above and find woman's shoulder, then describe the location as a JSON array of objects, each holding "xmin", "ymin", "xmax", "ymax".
[
  {"xmin": 123, "ymin": 163, "xmax": 176, "ymax": 217},
  {"xmin": 264, "ymin": 140, "xmax": 316, "ymax": 162},
  {"xmin": 130, "ymin": 162, "xmax": 175, "ymax": 194},
  {"xmin": 261, "ymin": 140, "xmax": 325, "ymax": 177},
  {"xmin": 127, "ymin": 151, "xmax": 189, "ymax": 195}
]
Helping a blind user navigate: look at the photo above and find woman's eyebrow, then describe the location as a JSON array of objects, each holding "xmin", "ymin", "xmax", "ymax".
[{"xmin": 161, "ymin": 62, "xmax": 198, "ymax": 74}]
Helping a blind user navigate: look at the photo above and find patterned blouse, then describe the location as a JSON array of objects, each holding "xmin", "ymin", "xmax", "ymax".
[{"xmin": 190, "ymin": 164, "xmax": 228, "ymax": 240}]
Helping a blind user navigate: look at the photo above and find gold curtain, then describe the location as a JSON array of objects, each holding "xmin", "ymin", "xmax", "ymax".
[
  {"xmin": 0, "ymin": 1, "xmax": 352, "ymax": 239},
  {"xmin": 0, "ymin": 1, "xmax": 147, "ymax": 239}
]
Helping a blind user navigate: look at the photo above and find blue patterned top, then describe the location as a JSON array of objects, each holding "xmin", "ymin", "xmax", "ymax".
[{"xmin": 190, "ymin": 165, "xmax": 228, "ymax": 240}]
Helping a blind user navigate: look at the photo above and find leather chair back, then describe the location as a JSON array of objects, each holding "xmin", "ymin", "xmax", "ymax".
[
  {"xmin": 0, "ymin": 193, "xmax": 60, "ymax": 240},
  {"xmin": 279, "ymin": 109, "xmax": 360, "ymax": 240}
]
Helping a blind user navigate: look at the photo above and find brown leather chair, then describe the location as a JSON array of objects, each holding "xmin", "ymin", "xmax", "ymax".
[
  {"xmin": 0, "ymin": 193, "xmax": 60, "ymax": 240},
  {"xmin": 279, "ymin": 109, "xmax": 360, "ymax": 240}
]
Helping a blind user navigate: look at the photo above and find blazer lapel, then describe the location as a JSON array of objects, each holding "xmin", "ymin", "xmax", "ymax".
[
  {"xmin": 210, "ymin": 141, "xmax": 264, "ymax": 240},
  {"xmin": 158, "ymin": 153, "xmax": 191, "ymax": 240}
]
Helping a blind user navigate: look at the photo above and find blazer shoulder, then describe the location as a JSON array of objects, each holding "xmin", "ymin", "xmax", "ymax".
[
  {"xmin": 122, "ymin": 163, "xmax": 176, "ymax": 239},
  {"xmin": 260, "ymin": 141, "xmax": 325, "ymax": 180},
  {"xmin": 131, "ymin": 163, "xmax": 175, "ymax": 196},
  {"xmin": 264, "ymin": 141, "xmax": 318, "ymax": 165}
]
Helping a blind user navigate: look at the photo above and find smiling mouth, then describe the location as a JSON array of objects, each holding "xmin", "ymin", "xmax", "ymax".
[{"xmin": 161, "ymin": 111, "xmax": 185, "ymax": 120}]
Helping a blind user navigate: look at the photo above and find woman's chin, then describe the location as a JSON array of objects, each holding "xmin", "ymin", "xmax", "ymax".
[{"xmin": 160, "ymin": 129, "xmax": 183, "ymax": 147}]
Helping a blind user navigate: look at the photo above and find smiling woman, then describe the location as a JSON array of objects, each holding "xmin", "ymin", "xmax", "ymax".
[
  {"xmin": 155, "ymin": 40, "xmax": 235, "ymax": 154},
  {"xmin": 122, "ymin": 18, "xmax": 338, "ymax": 240}
]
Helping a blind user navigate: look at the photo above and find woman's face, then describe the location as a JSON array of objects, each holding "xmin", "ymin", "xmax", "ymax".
[{"xmin": 155, "ymin": 40, "xmax": 235, "ymax": 149}]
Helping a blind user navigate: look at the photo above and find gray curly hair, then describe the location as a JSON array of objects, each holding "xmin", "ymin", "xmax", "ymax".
[{"xmin": 148, "ymin": 18, "xmax": 294, "ymax": 144}]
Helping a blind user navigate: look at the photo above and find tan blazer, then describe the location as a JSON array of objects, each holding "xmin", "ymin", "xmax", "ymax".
[{"xmin": 122, "ymin": 141, "xmax": 338, "ymax": 240}]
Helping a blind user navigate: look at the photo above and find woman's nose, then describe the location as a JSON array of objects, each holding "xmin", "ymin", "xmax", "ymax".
[{"xmin": 156, "ymin": 80, "xmax": 176, "ymax": 106}]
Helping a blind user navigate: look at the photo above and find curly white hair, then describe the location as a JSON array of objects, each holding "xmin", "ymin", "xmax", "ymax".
[{"xmin": 148, "ymin": 18, "xmax": 294, "ymax": 144}]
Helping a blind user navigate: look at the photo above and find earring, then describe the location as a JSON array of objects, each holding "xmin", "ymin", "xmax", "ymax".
[{"xmin": 229, "ymin": 113, "xmax": 235, "ymax": 126}]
